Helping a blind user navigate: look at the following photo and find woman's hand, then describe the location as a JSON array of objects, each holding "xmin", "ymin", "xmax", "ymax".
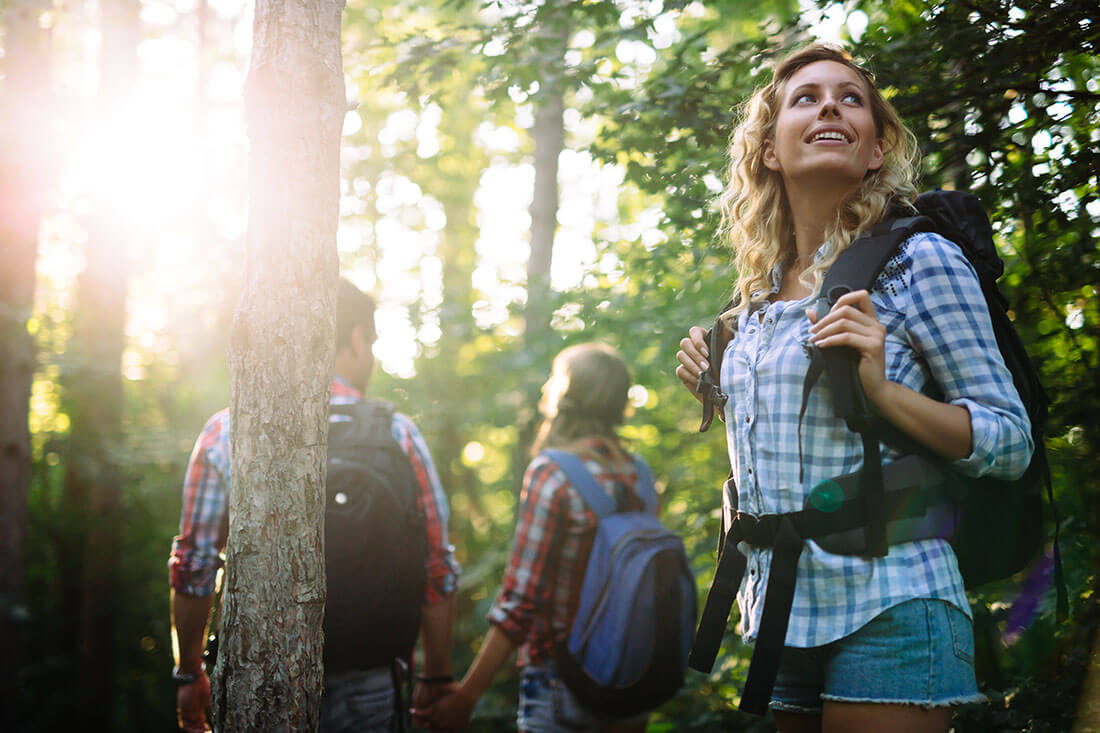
[
  {"xmin": 411, "ymin": 679, "xmax": 458, "ymax": 731},
  {"xmin": 808, "ymin": 289, "xmax": 888, "ymax": 406},
  {"xmin": 676, "ymin": 326, "xmax": 710, "ymax": 404},
  {"xmin": 413, "ymin": 686, "xmax": 476, "ymax": 731}
]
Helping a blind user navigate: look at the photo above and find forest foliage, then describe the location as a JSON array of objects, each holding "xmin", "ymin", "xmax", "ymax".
[{"xmin": 7, "ymin": 0, "xmax": 1099, "ymax": 730}]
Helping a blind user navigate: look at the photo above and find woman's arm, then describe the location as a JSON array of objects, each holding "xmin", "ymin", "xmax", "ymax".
[
  {"xmin": 808, "ymin": 289, "xmax": 973, "ymax": 461},
  {"xmin": 808, "ymin": 233, "xmax": 1033, "ymax": 477}
]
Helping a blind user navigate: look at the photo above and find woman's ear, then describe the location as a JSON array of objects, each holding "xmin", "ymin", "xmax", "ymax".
[
  {"xmin": 867, "ymin": 137, "xmax": 885, "ymax": 172},
  {"xmin": 762, "ymin": 139, "xmax": 780, "ymax": 172}
]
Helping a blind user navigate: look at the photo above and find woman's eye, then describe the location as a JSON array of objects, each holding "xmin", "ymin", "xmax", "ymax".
[
  {"xmin": 794, "ymin": 92, "xmax": 816, "ymax": 104},
  {"xmin": 842, "ymin": 92, "xmax": 863, "ymax": 105}
]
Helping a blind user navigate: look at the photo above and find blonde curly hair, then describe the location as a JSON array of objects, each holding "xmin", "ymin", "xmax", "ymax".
[{"xmin": 718, "ymin": 43, "xmax": 920, "ymax": 315}]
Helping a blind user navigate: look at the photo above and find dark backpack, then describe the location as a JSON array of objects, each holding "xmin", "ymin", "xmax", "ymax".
[
  {"xmin": 689, "ymin": 190, "xmax": 1064, "ymax": 714},
  {"xmin": 806, "ymin": 189, "xmax": 1055, "ymax": 585},
  {"xmin": 542, "ymin": 450, "xmax": 697, "ymax": 718},
  {"xmin": 323, "ymin": 399, "xmax": 428, "ymax": 674}
]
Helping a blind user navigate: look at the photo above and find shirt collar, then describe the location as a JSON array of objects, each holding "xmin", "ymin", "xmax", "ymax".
[
  {"xmin": 331, "ymin": 374, "xmax": 363, "ymax": 400},
  {"xmin": 750, "ymin": 242, "xmax": 834, "ymax": 304}
]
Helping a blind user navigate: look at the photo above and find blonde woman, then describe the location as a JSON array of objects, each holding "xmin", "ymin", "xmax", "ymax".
[
  {"xmin": 675, "ymin": 44, "xmax": 1031, "ymax": 731},
  {"xmin": 417, "ymin": 343, "xmax": 652, "ymax": 732}
]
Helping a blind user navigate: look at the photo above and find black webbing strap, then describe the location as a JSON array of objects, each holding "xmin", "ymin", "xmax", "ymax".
[
  {"xmin": 797, "ymin": 333, "xmax": 887, "ymax": 557},
  {"xmin": 738, "ymin": 517, "xmax": 804, "ymax": 715},
  {"xmin": 688, "ymin": 477, "xmax": 942, "ymax": 712},
  {"xmin": 1041, "ymin": 451, "xmax": 1069, "ymax": 621},
  {"xmin": 860, "ymin": 432, "xmax": 887, "ymax": 557},
  {"xmin": 697, "ymin": 369, "xmax": 727, "ymax": 434},
  {"xmin": 688, "ymin": 524, "xmax": 747, "ymax": 673},
  {"xmin": 698, "ymin": 300, "xmax": 737, "ymax": 433}
]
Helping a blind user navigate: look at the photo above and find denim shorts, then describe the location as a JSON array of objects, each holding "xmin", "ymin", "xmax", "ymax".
[
  {"xmin": 770, "ymin": 598, "xmax": 983, "ymax": 713},
  {"xmin": 320, "ymin": 666, "xmax": 395, "ymax": 732},
  {"xmin": 517, "ymin": 663, "xmax": 648, "ymax": 732}
]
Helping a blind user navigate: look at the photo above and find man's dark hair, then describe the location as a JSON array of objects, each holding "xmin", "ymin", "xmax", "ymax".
[{"xmin": 336, "ymin": 278, "xmax": 376, "ymax": 351}]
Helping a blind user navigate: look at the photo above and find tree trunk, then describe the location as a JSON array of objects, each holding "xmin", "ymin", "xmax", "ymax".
[
  {"xmin": 213, "ymin": 0, "xmax": 344, "ymax": 727},
  {"xmin": 524, "ymin": 70, "xmax": 565, "ymax": 344},
  {"xmin": 0, "ymin": 0, "xmax": 51, "ymax": 725},
  {"xmin": 518, "ymin": 14, "xmax": 568, "ymax": 482},
  {"xmin": 54, "ymin": 0, "xmax": 139, "ymax": 726}
]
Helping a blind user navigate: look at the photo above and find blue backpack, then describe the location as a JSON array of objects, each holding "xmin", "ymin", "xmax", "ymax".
[{"xmin": 542, "ymin": 450, "xmax": 697, "ymax": 718}]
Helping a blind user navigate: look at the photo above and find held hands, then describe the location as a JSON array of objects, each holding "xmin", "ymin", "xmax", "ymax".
[
  {"xmin": 808, "ymin": 289, "xmax": 888, "ymax": 405},
  {"xmin": 675, "ymin": 326, "xmax": 711, "ymax": 404},
  {"xmin": 176, "ymin": 669, "xmax": 212, "ymax": 733},
  {"xmin": 411, "ymin": 684, "xmax": 476, "ymax": 732},
  {"xmin": 410, "ymin": 679, "xmax": 459, "ymax": 732}
]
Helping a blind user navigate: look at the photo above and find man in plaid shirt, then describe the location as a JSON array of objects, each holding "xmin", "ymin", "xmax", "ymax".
[{"xmin": 168, "ymin": 279, "xmax": 459, "ymax": 732}]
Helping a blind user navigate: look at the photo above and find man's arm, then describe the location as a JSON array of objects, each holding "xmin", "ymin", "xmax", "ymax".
[
  {"xmin": 170, "ymin": 589, "xmax": 214, "ymax": 732},
  {"xmin": 169, "ymin": 411, "xmax": 230, "ymax": 733},
  {"xmin": 417, "ymin": 593, "xmax": 455, "ymax": 679},
  {"xmin": 171, "ymin": 589, "xmax": 213, "ymax": 676}
]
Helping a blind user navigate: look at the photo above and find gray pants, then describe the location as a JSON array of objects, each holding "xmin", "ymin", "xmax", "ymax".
[{"xmin": 320, "ymin": 666, "xmax": 395, "ymax": 733}]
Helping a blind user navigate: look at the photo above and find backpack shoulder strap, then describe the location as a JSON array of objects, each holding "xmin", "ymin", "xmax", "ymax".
[
  {"xmin": 821, "ymin": 216, "xmax": 932, "ymax": 303},
  {"xmin": 806, "ymin": 215, "xmax": 936, "ymax": 557},
  {"xmin": 698, "ymin": 297, "xmax": 738, "ymax": 433},
  {"xmin": 814, "ymin": 215, "xmax": 937, "ymax": 428},
  {"xmin": 333, "ymin": 398, "xmax": 395, "ymax": 439},
  {"xmin": 541, "ymin": 450, "xmax": 617, "ymax": 519},
  {"xmin": 629, "ymin": 454, "xmax": 658, "ymax": 516}
]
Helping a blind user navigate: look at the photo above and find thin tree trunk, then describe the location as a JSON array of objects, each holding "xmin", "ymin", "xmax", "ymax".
[
  {"xmin": 518, "ymin": 14, "xmax": 568, "ymax": 482},
  {"xmin": 213, "ymin": 0, "xmax": 344, "ymax": 726},
  {"xmin": 55, "ymin": 0, "xmax": 139, "ymax": 726},
  {"xmin": 0, "ymin": 0, "xmax": 52, "ymax": 725},
  {"xmin": 524, "ymin": 75, "xmax": 565, "ymax": 343}
]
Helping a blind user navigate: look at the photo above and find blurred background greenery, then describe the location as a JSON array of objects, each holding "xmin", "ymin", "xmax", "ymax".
[{"xmin": 3, "ymin": 0, "xmax": 1098, "ymax": 730}]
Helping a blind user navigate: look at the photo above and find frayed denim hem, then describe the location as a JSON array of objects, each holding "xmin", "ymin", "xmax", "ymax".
[
  {"xmin": 820, "ymin": 692, "xmax": 987, "ymax": 709},
  {"xmin": 770, "ymin": 700, "xmax": 823, "ymax": 714}
]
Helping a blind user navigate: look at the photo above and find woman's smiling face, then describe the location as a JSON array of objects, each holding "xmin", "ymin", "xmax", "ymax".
[{"xmin": 762, "ymin": 59, "xmax": 885, "ymax": 189}]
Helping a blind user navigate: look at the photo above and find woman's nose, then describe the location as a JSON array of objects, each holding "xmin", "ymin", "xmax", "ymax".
[{"xmin": 818, "ymin": 99, "xmax": 841, "ymax": 118}]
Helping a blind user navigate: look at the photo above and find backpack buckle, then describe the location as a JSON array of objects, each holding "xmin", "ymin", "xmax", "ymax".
[
  {"xmin": 732, "ymin": 511, "xmax": 780, "ymax": 548},
  {"xmin": 696, "ymin": 371, "xmax": 728, "ymax": 410}
]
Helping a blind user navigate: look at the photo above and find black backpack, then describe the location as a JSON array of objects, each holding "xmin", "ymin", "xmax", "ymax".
[
  {"xmin": 806, "ymin": 189, "xmax": 1056, "ymax": 584},
  {"xmin": 689, "ymin": 190, "xmax": 1064, "ymax": 714},
  {"xmin": 323, "ymin": 399, "xmax": 428, "ymax": 674}
]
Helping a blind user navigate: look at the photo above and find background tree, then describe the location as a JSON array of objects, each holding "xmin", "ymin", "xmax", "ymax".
[
  {"xmin": 212, "ymin": 0, "xmax": 344, "ymax": 727},
  {"xmin": 0, "ymin": 0, "xmax": 53, "ymax": 725},
  {"xmin": 6, "ymin": 0, "xmax": 1098, "ymax": 730},
  {"xmin": 54, "ymin": 0, "xmax": 139, "ymax": 726}
]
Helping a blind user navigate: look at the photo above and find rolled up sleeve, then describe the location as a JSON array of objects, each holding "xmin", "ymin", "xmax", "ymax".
[
  {"xmin": 903, "ymin": 233, "xmax": 1034, "ymax": 479},
  {"xmin": 486, "ymin": 460, "xmax": 565, "ymax": 644},
  {"xmin": 392, "ymin": 413, "xmax": 460, "ymax": 604},
  {"xmin": 169, "ymin": 411, "xmax": 230, "ymax": 597}
]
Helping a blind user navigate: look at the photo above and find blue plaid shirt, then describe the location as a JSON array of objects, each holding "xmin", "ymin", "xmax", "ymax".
[{"xmin": 722, "ymin": 231, "xmax": 1033, "ymax": 647}]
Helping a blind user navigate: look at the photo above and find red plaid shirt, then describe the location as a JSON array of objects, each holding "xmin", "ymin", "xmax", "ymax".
[{"xmin": 487, "ymin": 437, "xmax": 650, "ymax": 666}]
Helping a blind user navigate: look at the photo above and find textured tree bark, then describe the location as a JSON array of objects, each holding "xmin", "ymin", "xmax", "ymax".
[
  {"xmin": 0, "ymin": 0, "xmax": 51, "ymax": 725},
  {"xmin": 213, "ymin": 0, "xmax": 344, "ymax": 727}
]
